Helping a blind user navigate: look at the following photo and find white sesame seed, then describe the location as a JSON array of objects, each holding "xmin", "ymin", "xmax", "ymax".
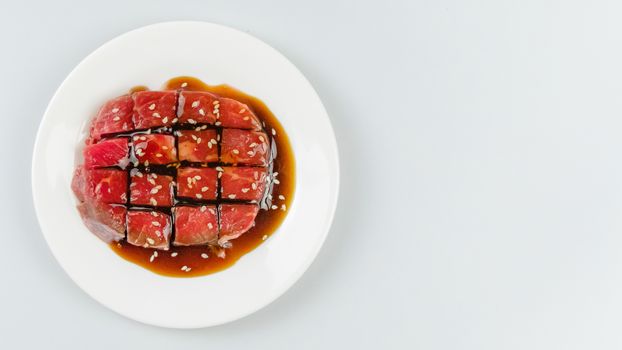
[
  {"xmin": 272, "ymin": 129, "xmax": 276, "ymax": 135},
  {"xmin": 239, "ymin": 108, "xmax": 246, "ymax": 113},
  {"xmin": 181, "ymin": 265, "xmax": 188, "ymax": 271},
  {"xmin": 194, "ymin": 175, "xmax": 201, "ymax": 180},
  {"xmin": 251, "ymin": 183, "xmax": 257, "ymax": 190},
  {"xmin": 140, "ymin": 136, "xmax": 147, "ymax": 141},
  {"xmin": 153, "ymin": 251, "xmax": 158, "ymax": 257},
  {"xmin": 218, "ymin": 172, "xmax": 222, "ymax": 178},
  {"xmin": 148, "ymin": 103, "xmax": 156, "ymax": 110},
  {"xmin": 262, "ymin": 235, "xmax": 268, "ymax": 241},
  {"xmin": 228, "ymin": 194, "xmax": 236, "ymax": 199},
  {"xmin": 152, "ymin": 221, "xmax": 161, "ymax": 227},
  {"xmin": 281, "ymin": 204, "xmax": 287, "ymax": 211},
  {"xmin": 208, "ymin": 142, "xmax": 213, "ymax": 149},
  {"xmin": 112, "ymin": 107, "xmax": 120, "ymax": 113},
  {"xmin": 147, "ymin": 238, "xmax": 155, "ymax": 244},
  {"xmin": 271, "ymin": 205, "xmax": 278, "ymax": 210},
  {"xmin": 162, "ymin": 146, "xmax": 168, "ymax": 150},
  {"xmin": 155, "ymin": 153, "xmax": 163, "ymax": 158},
  {"xmin": 210, "ymin": 139, "xmax": 217, "ymax": 145},
  {"xmin": 247, "ymin": 151, "xmax": 254, "ymax": 156},
  {"xmin": 171, "ymin": 252, "xmax": 178, "ymax": 257},
  {"xmin": 152, "ymin": 112, "xmax": 161, "ymax": 118},
  {"xmin": 186, "ymin": 267, "xmax": 192, "ymax": 272},
  {"xmin": 188, "ymin": 119, "xmax": 196, "ymax": 124},
  {"xmin": 258, "ymin": 136, "xmax": 265, "ymax": 142},
  {"xmin": 241, "ymin": 188, "xmax": 249, "ymax": 193},
  {"xmin": 162, "ymin": 117, "xmax": 168, "ymax": 123},
  {"xmin": 274, "ymin": 179, "xmax": 280, "ymax": 184},
  {"xmin": 150, "ymin": 187, "xmax": 159, "ymax": 194},
  {"xmin": 200, "ymin": 206, "xmax": 207, "ymax": 212},
  {"xmin": 243, "ymin": 117, "xmax": 250, "ymax": 121},
  {"xmin": 201, "ymin": 186, "xmax": 208, "ymax": 192},
  {"xmin": 199, "ymin": 108, "xmax": 205, "ymax": 116},
  {"xmin": 196, "ymin": 193, "xmax": 203, "ymax": 199},
  {"xmin": 214, "ymin": 121, "xmax": 221, "ymax": 126},
  {"xmin": 191, "ymin": 101, "xmax": 199, "ymax": 108},
  {"xmin": 249, "ymin": 143, "xmax": 257, "ymax": 147},
  {"xmin": 148, "ymin": 178, "xmax": 156, "ymax": 185},
  {"xmin": 151, "ymin": 211, "xmax": 158, "ymax": 216},
  {"xmin": 208, "ymin": 208, "xmax": 216, "ymax": 214},
  {"xmin": 149, "ymin": 255, "xmax": 155, "ymax": 262},
  {"xmin": 201, "ymin": 253, "xmax": 209, "ymax": 259},
  {"xmin": 191, "ymin": 134, "xmax": 198, "ymax": 140},
  {"xmin": 150, "ymin": 198, "xmax": 158, "ymax": 206},
  {"xmin": 217, "ymin": 134, "xmax": 221, "ymax": 141},
  {"xmin": 208, "ymin": 223, "xmax": 213, "ymax": 229},
  {"xmin": 172, "ymin": 118, "xmax": 178, "ymax": 123},
  {"xmin": 232, "ymin": 149, "xmax": 239, "ymax": 154},
  {"xmin": 181, "ymin": 82, "xmax": 188, "ymax": 87},
  {"xmin": 213, "ymin": 100, "xmax": 219, "ymax": 105},
  {"xmin": 215, "ymin": 166, "xmax": 224, "ymax": 171},
  {"xmin": 113, "ymin": 116, "xmax": 120, "ymax": 121},
  {"xmin": 133, "ymin": 136, "xmax": 139, "ymax": 141},
  {"xmin": 196, "ymin": 137, "xmax": 202, "ymax": 144},
  {"xmin": 279, "ymin": 195, "xmax": 285, "ymax": 200},
  {"xmin": 273, "ymin": 172, "xmax": 279, "ymax": 177}
]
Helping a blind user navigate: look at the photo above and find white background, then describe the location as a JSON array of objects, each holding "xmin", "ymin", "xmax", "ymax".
[{"xmin": 2, "ymin": 0, "xmax": 622, "ymax": 349}]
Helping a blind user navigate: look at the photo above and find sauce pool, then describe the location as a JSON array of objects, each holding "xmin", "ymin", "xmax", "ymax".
[{"xmin": 110, "ymin": 76, "xmax": 295, "ymax": 277}]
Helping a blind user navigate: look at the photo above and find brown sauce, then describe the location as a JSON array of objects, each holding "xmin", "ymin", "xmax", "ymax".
[{"xmin": 109, "ymin": 76, "xmax": 295, "ymax": 277}]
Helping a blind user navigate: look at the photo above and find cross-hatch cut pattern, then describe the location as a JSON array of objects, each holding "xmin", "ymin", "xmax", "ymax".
[{"xmin": 73, "ymin": 90, "xmax": 277, "ymax": 251}]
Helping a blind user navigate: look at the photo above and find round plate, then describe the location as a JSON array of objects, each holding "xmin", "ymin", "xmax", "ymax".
[{"xmin": 31, "ymin": 21, "xmax": 339, "ymax": 328}]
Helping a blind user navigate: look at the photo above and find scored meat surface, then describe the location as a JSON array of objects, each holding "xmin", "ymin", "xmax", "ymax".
[
  {"xmin": 173, "ymin": 205, "xmax": 218, "ymax": 246},
  {"xmin": 84, "ymin": 138, "xmax": 130, "ymax": 169},
  {"xmin": 74, "ymin": 88, "xmax": 275, "ymax": 253}
]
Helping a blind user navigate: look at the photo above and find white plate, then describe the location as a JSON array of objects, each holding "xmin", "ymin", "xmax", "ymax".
[{"xmin": 31, "ymin": 21, "xmax": 339, "ymax": 328}]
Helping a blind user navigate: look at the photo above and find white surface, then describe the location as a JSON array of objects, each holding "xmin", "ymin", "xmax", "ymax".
[
  {"xmin": 32, "ymin": 22, "xmax": 338, "ymax": 328},
  {"xmin": 3, "ymin": 0, "xmax": 622, "ymax": 348}
]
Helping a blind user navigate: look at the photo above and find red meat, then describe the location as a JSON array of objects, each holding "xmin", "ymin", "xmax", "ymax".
[
  {"xmin": 176, "ymin": 167, "xmax": 218, "ymax": 200},
  {"xmin": 77, "ymin": 202, "xmax": 126, "ymax": 242},
  {"xmin": 173, "ymin": 205, "xmax": 218, "ymax": 246},
  {"xmin": 177, "ymin": 91, "xmax": 218, "ymax": 125},
  {"xmin": 178, "ymin": 129, "xmax": 218, "ymax": 163},
  {"xmin": 129, "ymin": 171, "xmax": 174, "ymax": 207},
  {"xmin": 72, "ymin": 166, "xmax": 127, "ymax": 205},
  {"xmin": 220, "ymin": 167, "xmax": 267, "ymax": 201},
  {"xmin": 218, "ymin": 98, "xmax": 261, "ymax": 130},
  {"xmin": 132, "ymin": 91, "xmax": 177, "ymax": 129},
  {"xmin": 132, "ymin": 134, "xmax": 177, "ymax": 165},
  {"xmin": 220, "ymin": 129, "xmax": 270, "ymax": 166},
  {"xmin": 89, "ymin": 95, "xmax": 134, "ymax": 141},
  {"xmin": 127, "ymin": 210, "xmax": 172, "ymax": 250},
  {"xmin": 83, "ymin": 138, "xmax": 130, "ymax": 169},
  {"xmin": 218, "ymin": 204, "xmax": 259, "ymax": 245}
]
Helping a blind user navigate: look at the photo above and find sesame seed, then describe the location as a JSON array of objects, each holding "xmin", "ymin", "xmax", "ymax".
[
  {"xmin": 241, "ymin": 188, "xmax": 249, "ymax": 193},
  {"xmin": 171, "ymin": 252, "xmax": 178, "ymax": 257},
  {"xmin": 153, "ymin": 251, "xmax": 158, "ymax": 257},
  {"xmin": 262, "ymin": 235, "xmax": 268, "ymax": 241},
  {"xmin": 232, "ymin": 149, "xmax": 239, "ymax": 154},
  {"xmin": 208, "ymin": 142, "xmax": 213, "ymax": 149},
  {"xmin": 191, "ymin": 101, "xmax": 199, "ymax": 108},
  {"xmin": 148, "ymin": 103, "xmax": 156, "ymax": 110},
  {"xmin": 148, "ymin": 178, "xmax": 156, "ymax": 185},
  {"xmin": 196, "ymin": 137, "xmax": 202, "ymax": 144},
  {"xmin": 172, "ymin": 118, "xmax": 178, "ymax": 123},
  {"xmin": 215, "ymin": 166, "xmax": 224, "ymax": 171},
  {"xmin": 273, "ymin": 172, "xmax": 279, "ymax": 177},
  {"xmin": 150, "ymin": 187, "xmax": 159, "ymax": 194},
  {"xmin": 208, "ymin": 223, "xmax": 213, "ymax": 229},
  {"xmin": 155, "ymin": 153, "xmax": 162, "ymax": 158},
  {"xmin": 200, "ymin": 206, "xmax": 207, "ymax": 212},
  {"xmin": 201, "ymin": 253, "xmax": 209, "ymax": 259},
  {"xmin": 150, "ymin": 198, "xmax": 158, "ymax": 206},
  {"xmin": 217, "ymin": 134, "xmax": 221, "ymax": 141},
  {"xmin": 191, "ymin": 134, "xmax": 198, "ymax": 140},
  {"xmin": 162, "ymin": 146, "xmax": 168, "ymax": 150},
  {"xmin": 279, "ymin": 195, "xmax": 285, "ymax": 200},
  {"xmin": 196, "ymin": 193, "xmax": 203, "ymax": 199},
  {"xmin": 152, "ymin": 112, "xmax": 161, "ymax": 118},
  {"xmin": 249, "ymin": 143, "xmax": 257, "ymax": 147},
  {"xmin": 271, "ymin": 205, "xmax": 278, "ymax": 210},
  {"xmin": 218, "ymin": 172, "xmax": 222, "ymax": 178},
  {"xmin": 281, "ymin": 204, "xmax": 287, "ymax": 211},
  {"xmin": 213, "ymin": 100, "xmax": 219, "ymax": 105},
  {"xmin": 247, "ymin": 151, "xmax": 254, "ymax": 156},
  {"xmin": 228, "ymin": 194, "xmax": 236, "ymax": 199},
  {"xmin": 140, "ymin": 136, "xmax": 147, "ymax": 141},
  {"xmin": 151, "ymin": 211, "xmax": 158, "ymax": 216},
  {"xmin": 258, "ymin": 136, "xmax": 265, "ymax": 142},
  {"xmin": 194, "ymin": 175, "xmax": 201, "ymax": 180},
  {"xmin": 272, "ymin": 128, "xmax": 276, "ymax": 135},
  {"xmin": 149, "ymin": 255, "xmax": 155, "ymax": 263},
  {"xmin": 201, "ymin": 186, "xmax": 208, "ymax": 192},
  {"xmin": 209, "ymin": 208, "xmax": 216, "ymax": 214},
  {"xmin": 152, "ymin": 221, "xmax": 161, "ymax": 227},
  {"xmin": 215, "ymin": 121, "xmax": 221, "ymax": 126},
  {"xmin": 251, "ymin": 183, "xmax": 257, "ymax": 190},
  {"xmin": 152, "ymin": 174, "xmax": 158, "ymax": 178},
  {"xmin": 239, "ymin": 108, "xmax": 246, "ymax": 113},
  {"xmin": 133, "ymin": 136, "xmax": 139, "ymax": 141},
  {"xmin": 186, "ymin": 267, "xmax": 192, "ymax": 272},
  {"xmin": 181, "ymin": 82, "xmax": 188, "ymax": 87},
  {"xmin": 181, "ymin": 265, "xmax": 188, "ymax": 271},
  {"xmin": 199, "ymin": 108, "xmax": 205, "ymax": 116},
  {"xmin": 112, "ymin": 107, "xmax": 120, "ymax": 113},
  {"xmin": 162, "ymin": 117, "xmax": 168, "ymax": 123},
  {"xmin": 243, "ymin": 117, "xmax": 250, "ymax": 121},
  {"xmin": 113, "ymin": 116, "xmax": 120, "ymax": 121},
  {"xmin": 188, "ymin": 119, "xmax": 196, "ymax": 124},
  {"xmin": 147, "ymin": 238, "xmax": 155, "ymax": 244}
]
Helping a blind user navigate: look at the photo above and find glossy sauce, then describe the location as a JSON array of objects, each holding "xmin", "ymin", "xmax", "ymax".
[{"xmin": 110, "ymin": 76, "xmax": 295, "ymax": 277}]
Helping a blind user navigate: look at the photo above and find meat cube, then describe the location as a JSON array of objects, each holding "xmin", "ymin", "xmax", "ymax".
[
  {"xmin": 72, "ymin": 167, "xmax": 127, "ymax": 204},
  {"xmin": 218, "ymin": 98, "xmax": 261, "ymax": 130},
  {"xmin": 221, "ymin": 167, "xmax": 267, "ymax": 201},
  {"xmin": 173, "ymin": 205, "xmax": 218, "ymax": 246},
  {"xmin": 83, "ymin": 138, "xmax": 130, "ymax": 169},
  {"xmin": 178, "ymin": 91, "xmax": 218, "ymax": 125},
  {"xmin": 132, "ymin": 91, "xmax": 177, "ymax": 129},
  {"xmin": 89, "ymin": 95, "xmax": 134, "ymax": 141},
  {"xmin": 178, "ymin": 129, "xmax": 218, "ymax": 163},
  {"xmin": 127, "ymin": 210, "xmax": 172, "ymax": 250},
  {"xmin": 218, "ymin": 204, "xmax": 259, "ymax": 245},
  {"xmin": 176, "ymin": 167, "xmax": 218, "ymax": 200},
  {"xmin": 129, "ymin": 171, "xmax": 174, "ymax": 207},
  {"xmin": 132, "ymin": 134, "xmax": 177, "ymax": 165},
  {"xmin": 220, "ymin": 129, "xmax": 270, "ymax": 166},
  {"xmin": 77, "ymin": 202, "xmax": 126, "ymax": 242}
]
